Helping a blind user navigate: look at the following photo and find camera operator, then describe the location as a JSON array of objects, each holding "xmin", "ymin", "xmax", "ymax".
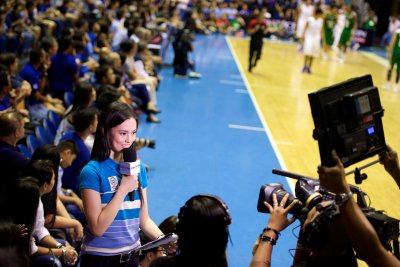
[
  {"xmin": 250, "ymin": 193, "xmax": 297, "ymax": 267},
  {"xmin": 318, "ymin": 150, "xmax": 400, "ymax": 267}
]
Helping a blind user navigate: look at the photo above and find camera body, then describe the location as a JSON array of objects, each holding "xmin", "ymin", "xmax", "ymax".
[
  {"xmin": 257, "ymin": 178, "xmax": 327, "ymax": 222},
  {"xmin": 308, "ymin": 75, "xmax": 386, "ymax": 167},
  {"xmin": 257, "ymin": 178, "xmax": 400, "ymax": 256}
]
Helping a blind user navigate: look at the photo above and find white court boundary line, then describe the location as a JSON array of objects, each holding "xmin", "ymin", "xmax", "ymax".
[
  {"xmin": 225, "ymin": 36, "xmax": 294, "ymax": 193},
  {"xmin": 360, "ymin": 51, "xmax": 389, "ymax": 68},
  {"xmin": 228, "ymin": 124, "xmax": 265, "ymax": 132}
]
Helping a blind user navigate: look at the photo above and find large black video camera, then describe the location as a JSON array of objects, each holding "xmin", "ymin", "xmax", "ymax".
[{"xmin": 257, "ymin": 169, "xmax": 400, "ymax": 257}]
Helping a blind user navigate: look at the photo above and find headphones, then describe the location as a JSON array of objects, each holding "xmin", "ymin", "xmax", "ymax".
[{"xmin": 178, "ymin": 194, "xmax": 232, "ymax": 226}]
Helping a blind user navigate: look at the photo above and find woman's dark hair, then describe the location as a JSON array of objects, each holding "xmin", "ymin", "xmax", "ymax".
[
  {"xmin": 0, "ymin": 69, "xmax": 10, "ymax": 90},
  {"xmin": 91, "ymin": 101, "xmax": 138, "ymax": 161},
  {"xmin": 0, "ymin": 53, "xmax": 16, "ymax": 68},
  {"xmin": 119, "ymin": 39, "xmax": 136, "ymax": 54},
  {"xmin": 30, "ymin": 148, "xmax": 59, "ymax": 227},
  {"xmin": 41, "ymin": 36, "xmax": 57, "ymax": 53},
  {"xmin": 58, "ymin": 35, "xmax": 74, "ymax": 53},
  {"xmin": 72, "ymin": 107, "xmax": 98, "ymax": 132},
  {"xmin": 95, "ymin": 65, "xmax": 112, "ymax": 84},
  {"xmin": 0, "ymin": 177, "xmax": 39, "ymax": 257},
  {"xmin": 159, "ymin": 215, "xmax": 178, "ymax": 235},
  {"xmin": 176, "ymin": 195, "xmax": 230, "ymax": 266},
  {"xmin": 95, "ymin": 85, "xmax": 120, "ymax": 110},
  {"xmin": 29, "ymin": 49, "xmax": 44, "ymax": 65},
  {"xmin": 65, "ymin": 82, "xmax": 95, "ymax": 117}
]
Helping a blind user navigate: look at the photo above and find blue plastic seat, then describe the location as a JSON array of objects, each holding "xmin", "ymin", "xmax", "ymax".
[
  {"xmin": 18, "ymin": 144, "xmax": 32, "ymax": 159},
  {"xmin": 48, "ymin": 111, "xmax": 61, "ymax": 128},
  {"xmin": 42, "ymin": 118, "xmax": 56, "ymax": 140},
  {"xmin": 35, "ymin": 125, "xmax": 53, "ymax": 145},
  {"xmin": 26, "ymin": 134, "xmax": 41, "ymax": 154},
  {"xmin": 64, "ymin": 92, "xmax": 74, "ymax": 108}
]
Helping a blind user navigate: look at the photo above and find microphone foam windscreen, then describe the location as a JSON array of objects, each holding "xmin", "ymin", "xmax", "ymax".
[{"xmin": 123, "ymin": 142, "xmax": 137, "ymax": 162}]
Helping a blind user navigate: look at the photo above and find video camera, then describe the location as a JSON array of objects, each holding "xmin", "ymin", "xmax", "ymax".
[
  {"xmin": 257, "ymin": 75, "xmax": 399, "ymax": 257},
  {"xmin": 257, "ymin": 169, "xmax": 400, "ymax": 256}
]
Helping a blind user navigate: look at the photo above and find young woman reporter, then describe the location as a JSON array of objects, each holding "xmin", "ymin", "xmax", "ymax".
[{"xmin": 79, "ymin": 102, "xmax": 163, "ymax": 267}]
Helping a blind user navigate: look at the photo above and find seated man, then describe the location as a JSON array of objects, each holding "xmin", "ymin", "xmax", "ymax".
[
  {"xmin": 60, "ymin": 107, "xmax": 98, "ymax": 195},
  {"xmin": 19, "ymin": 48, "xmax": 65, "ymax": 121},
  {"xmin": 0, "ymin": 111, "xmax": 29, "ymax": 189}
]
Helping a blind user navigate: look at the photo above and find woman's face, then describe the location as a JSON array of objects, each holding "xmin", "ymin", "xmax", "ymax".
[{"xmin": 109, "ymin": 118, "xmax": 137, "ymax": 153}]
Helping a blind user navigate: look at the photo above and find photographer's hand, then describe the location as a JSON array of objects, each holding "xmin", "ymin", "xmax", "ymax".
[
  {"xmin": 379, "ymin": 144, "xmax": 400, "ymax": 188},
  {"xmin": 264, "ymin": 193, "xmax": 297, "ymax": 232},
  {"xmin": 250, "ymin": 194, "xmax": 297, "ymax": 267},
  {"xmin": 318, "ymin": 150, "xmax": 350, "ymax": 194}
]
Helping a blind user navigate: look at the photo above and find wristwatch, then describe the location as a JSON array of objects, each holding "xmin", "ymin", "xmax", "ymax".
[
  {"xmin": 55, "ymin": 242, "xmax": 63, "ymax": 249},
  {"xmin": 61, "ymin": 247, "xmax": 67, "ymax": 259},
  {"xmin": 335, "ymin": 192, "xmax": 353, "ymax": 206}
]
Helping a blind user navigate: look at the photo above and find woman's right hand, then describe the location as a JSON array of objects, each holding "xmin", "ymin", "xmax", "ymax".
[{"xmin": 120, "ymin": 174, "xmax": 139, "ymax": 195}]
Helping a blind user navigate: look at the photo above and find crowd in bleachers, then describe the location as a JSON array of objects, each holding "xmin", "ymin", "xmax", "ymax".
[{"xmin": 0, "ymin": 0, "xmax": 388, "ymax": 266}]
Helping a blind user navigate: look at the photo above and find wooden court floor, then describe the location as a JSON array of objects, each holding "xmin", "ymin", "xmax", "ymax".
[{"xmin": 227, "ymin": 37, "xmax": 400, "ymax": 258}]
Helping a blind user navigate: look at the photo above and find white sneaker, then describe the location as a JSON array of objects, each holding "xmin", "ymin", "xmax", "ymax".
[
  {"xmin": 188, "ymin": 72, "xmax": 202, "ymax": 79},
  {"xmin": 394, "ymin": 83, "xmax": 398, "ymax": 92},
  {"xmin": 338, "ymin": 54, "xmax": 345, "ymax": 63},
  {"xmin": 382, "ymin": 82, "xmax": 390, "ymax": 91}
]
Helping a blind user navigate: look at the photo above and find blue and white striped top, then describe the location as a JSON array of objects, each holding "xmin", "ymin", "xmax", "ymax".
[{"xmin": 79, "ymin": 157, "xmax": 148, "ymax": 256}]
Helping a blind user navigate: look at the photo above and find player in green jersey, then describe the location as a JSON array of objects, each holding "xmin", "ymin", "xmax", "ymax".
[
  {"xmin": 322, "ymin": 4, "xmax": 337, "ymax": 60},
  {"xmin": 338, "ymin": 5, "xmax": 357, "ymax": 63},
  {"xmin": 383, "ymin": 29, "xmax": 400, "ymax": 92}
]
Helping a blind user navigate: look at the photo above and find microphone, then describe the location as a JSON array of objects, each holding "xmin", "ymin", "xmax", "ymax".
[{"xmin": 120, "ymin": 142, "xmax": 141, "ymax": 201}]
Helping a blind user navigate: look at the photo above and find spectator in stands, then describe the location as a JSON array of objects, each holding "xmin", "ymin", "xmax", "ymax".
[
  {"xmin": 23, "ymin": 160, "xmax": 78, "ymax": 266},
  {"xmin": 54, "ymin": 82, "xmax": 96, "ymax": 145},
  {"xmin": 0, "ymin": 53, "xmax": 32, "ymax": 116},
  {"xmin": 19, "ymin": 48, "xmax": 65, "ymax": 121},
  {"xmin": 60, "ymin": 107, "xmax": 98, "ymax": 195},
  {"xmin": 0, "ymin": 178, "xmax": 39, "ymax": 265},
  {"xmin": 57, "ymin": 140, "xmax": 86, "ymax": 225},
  {"xmin": 5, "ymin": 1, "xmax": 35, "ymax": 56},
  {"xmin": 139, "ymin": 231, "xmax": 167, "ymax": 267},
  {"xmin": 0, "ymin": 112, "xmax": 29, "ymax": 188},
  {"xmin": 120, "ymin": 39, "xmax": 160, "ymax": 106},
  {"xmin": 381, "ymin": 15, "xmax": 400, "ymax": 48},
  {"xmin": 150, "ymin": 194, "xmax": 231, "ymax": 267},
  {"xmin": 48, "ymin": 35, "xmax": 79, "ymax": 100},
  {"xmin": 31, "ymin": 145, "xmax": 84, "ymax": 244},
  {"xmin": 158, "ymin": 215, "xmax": 178, "ymax": 255},
  {"xmin": 0, "ymin": 69, "xmax": 14, "ymax": 114}
]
